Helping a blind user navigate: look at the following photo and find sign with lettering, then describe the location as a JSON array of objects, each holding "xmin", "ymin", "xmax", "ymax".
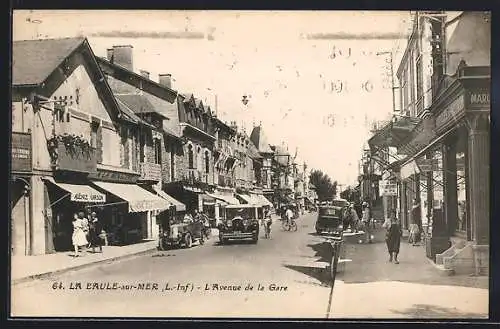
[
  {"xmin": 71, "ymin": 192, "xmax": 106, "ymax": 203},
  {"xmin": 416, "ymin": 158, "xmax": 439, "ymax": 172},
  {"xmin": 11, "ymin": 132, "xmax": 32, "ymax": 172},
  {"xmin": 89, "ymin": 169, "xmax": 140, "ymax": 183},
  {"xmin": 466, "ymin": 89, "xmax": 490, "ymax": 109},
  {"xmin": 435, "ymin": 95, "xmax": 465, "ymax": 134}
]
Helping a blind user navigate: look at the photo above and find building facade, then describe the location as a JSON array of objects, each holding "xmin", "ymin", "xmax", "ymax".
[
  {"xmin": 11, "ymin": 38, "xmax": 171, "ymax": 255},
  {"xmin": 368, "ymin": 11, "xmax": 490, "ymax": 275}
]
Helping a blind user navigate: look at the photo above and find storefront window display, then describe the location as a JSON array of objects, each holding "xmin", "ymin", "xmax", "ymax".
[{"xmin": 455, "ymin": 130, "xmax": 467, "ymax": 234}]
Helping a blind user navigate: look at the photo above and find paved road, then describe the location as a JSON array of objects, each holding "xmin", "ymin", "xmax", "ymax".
[
  {"xmin": 11, "ymin": 212, "xmax": 488, "ymax": 319},
  {"xmin": 12, "ymin": 212, "xmax": 337, "ymax": 318}
]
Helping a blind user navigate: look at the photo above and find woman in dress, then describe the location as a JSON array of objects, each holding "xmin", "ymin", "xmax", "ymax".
[
  {"xmin": 72, "ymin": 213, "xmax": 88, "ymax": 256},
  {"xmin": 384, "ymin": 209, "xmax": 402, "ymax": 264},
  {"xmin": 88, "ymin": 211, "xmax": 103, "ymax": 253}
]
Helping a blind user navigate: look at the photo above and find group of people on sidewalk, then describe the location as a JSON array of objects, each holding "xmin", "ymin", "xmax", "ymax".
[
  {"xmin": 72, "ymin": 211, "xmax": 105, "ymax": 257},
  {"xmin": 343, "ymin": 201, "xmax": 375, "ymax": 244}
]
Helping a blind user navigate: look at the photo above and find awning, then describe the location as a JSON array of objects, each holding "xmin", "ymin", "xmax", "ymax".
[
  {"xmin": 43, "ymin": 177, "xmax": 105, "ymax": 203},
  {"xmin": 254, "ymin": 194, "xmax": 273, "ymax": 207},
  {"xmin": 93, "ymin": 181, "xmax": 170, "ymax": 213},
  {"xmin": 206, "ymin": 193, "xmax": 240, "ymax": 205},
  {"xmin": 400, "ymin": 160, "xmax": 421, "ymax": 180},
  {"xmin": 153, "ymin": 186, "xmax": 186, "ymax": 212},
  {"xmin": 237, "ymin": 193, "xmax": 262, "ymax": 205}
]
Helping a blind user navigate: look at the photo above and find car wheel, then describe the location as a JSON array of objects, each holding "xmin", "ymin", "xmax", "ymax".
[
  {"xmin": 199, "ymin": 236, "xmax": 205, "ymax": 245},
  {"xmin": 252, "ymin": 233, "xmax": 259, "ymax": 244},
  {"xmin": 184, "ymin": 233, "xmax": 192, "ymax": 248}
]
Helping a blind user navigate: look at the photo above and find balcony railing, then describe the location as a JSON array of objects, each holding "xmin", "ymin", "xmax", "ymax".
[
  {"xmin": 138, "ymin": 162, "xmax": 162, "ymax": 182},
  {"xmin": 50, "ymin": 143, "xmax": 97, "ymax": 174}
]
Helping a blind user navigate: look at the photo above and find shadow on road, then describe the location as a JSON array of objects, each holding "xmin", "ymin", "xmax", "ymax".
[
  {"xmin": 389, "ymin": 304, "xmax": 488, "ymax": 319},
  {"xmin": 283, "ymin": 264, "xmax": 331, "ymax": 287},
  {"xmin": 283, "ymin": 241, "xmax": 347, "ymax": 287}
]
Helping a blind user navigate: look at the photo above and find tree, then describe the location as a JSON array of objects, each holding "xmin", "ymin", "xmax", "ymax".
[{"xmin": 309, "ymin": 170, "xmax": 337, "ymax": 201}]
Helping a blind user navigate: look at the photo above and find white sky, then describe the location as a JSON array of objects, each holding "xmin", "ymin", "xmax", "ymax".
[{"xmin": 13, "ymin": 10, "xmax": 412, "ymax": 186}]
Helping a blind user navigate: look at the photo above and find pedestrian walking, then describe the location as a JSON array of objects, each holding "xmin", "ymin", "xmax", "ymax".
[
  {"xmin": 409, "ymin": 199, "xmax": 422, "ymax": 246},
  {"xmin": 72, "ymin": 213, "xmax": 88, "ymax": 257},
  {"xmin": 361, "ymin": 202, "xmax": 373, "ymax": 243},
  {"xmin": 88, "ymin": 211, "xmax": 104, "ymax": 253},
  {"xmin": 79, "ymin": 211, "xmax": 90, "ymax": 247},
  {"xmin": 384, "ymin": 209, "xmax": 402, "ymax": 264}
]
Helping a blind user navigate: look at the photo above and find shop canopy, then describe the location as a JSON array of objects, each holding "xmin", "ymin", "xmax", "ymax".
[
  {"xmin": 254, "ymin": 194, "xmax": 274, "ymax": 207},
  {"xmin": 206, "ymin": 192, "xmax": 240, "ymax": 205},
  {"xmin": 153, "ymin": 186, "xmax": 186, "ymax": 212},
  {"xmin": 93, "ymin": 181, "xmax": 170, "ymax": 213},
  {"xmin": 43, "ymin": 177, "xmax": 106, "ymax": 203},
  {"xmin": 236, "ymin": 193, "xmax": 262, "ymax": 206}
]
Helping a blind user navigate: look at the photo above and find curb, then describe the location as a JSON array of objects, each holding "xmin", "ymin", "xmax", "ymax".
[{"xmin": 12, "ymin": 247, "xmax": 158, "ymax": 286}]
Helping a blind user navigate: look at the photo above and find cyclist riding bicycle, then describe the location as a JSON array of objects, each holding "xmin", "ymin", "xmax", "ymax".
[{"xmin": 285, "ymin": 207, "xmax": 295, "ymax": 226}]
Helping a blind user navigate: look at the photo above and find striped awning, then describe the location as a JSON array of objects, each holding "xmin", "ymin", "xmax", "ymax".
[
  {"xmin": 93, "ymin": 181, "xmax": 170, "ymax": 213},
  {"xmin": 153, "ymin": 186, "xmax": 186, "ymax": 212}
]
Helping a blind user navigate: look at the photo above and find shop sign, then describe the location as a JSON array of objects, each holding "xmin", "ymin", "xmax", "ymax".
[
  {"xmin": 89, "ymin": 169, "xmax": 139, "ymax": 183},
  {"xmin": 435, "ymin": 95, "xmax": 465, "ymax": 134},
  {"xmin": 11, "ymin": 132, "xmax": 32, "ymax": 172},
  {"xmin": 382, "ymin": 183, "xmax": 397, "ymax": 196},
  {"xmin": 466, "ymin": 89, "xmax": 490, "ymax": 109},
  {"xmin": 416, "ymin": 158, "xmax": 439, "ymax": 172},
  {"xmin": 71, "ymin": 192, "xmax": 106, "ymax": 203}
]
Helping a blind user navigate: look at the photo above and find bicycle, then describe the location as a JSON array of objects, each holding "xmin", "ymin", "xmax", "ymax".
[{"xmin": 282, "ymin": 218, "xmax": 298, "ymax": 232}]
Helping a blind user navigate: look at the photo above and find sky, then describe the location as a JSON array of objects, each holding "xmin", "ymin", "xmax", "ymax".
[{"xmin": 13, "ymin": 10, "xmax": 413, "ymax": 186}]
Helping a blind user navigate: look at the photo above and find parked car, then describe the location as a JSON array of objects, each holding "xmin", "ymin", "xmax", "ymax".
[
  {"xmin": 160, "ymin": 219, "xmax": 205, "ymax": 249},
  {"xmin": 218, "ymin": 204, "xmax": 260, "ymax": 244},
  {"xmin": 315, "ymin": 204, "xmax": 345, "ymax": 235}
]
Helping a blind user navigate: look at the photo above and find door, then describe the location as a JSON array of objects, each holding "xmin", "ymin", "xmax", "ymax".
[{"xmin": 11, "ymin": 182, "xmax": 28, "ymax": 256}]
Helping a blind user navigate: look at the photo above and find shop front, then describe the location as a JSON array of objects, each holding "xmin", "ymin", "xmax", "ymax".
[
  {"xmin": 398, "ymin": 66, "xmax": 490, "ymax": 275},
  {"xmin": 91, "ymin": 181, "xmax": 171, "ymax": 245},
  {"xmin": 42, "ymin": 177, "xmax": 106, "ymax": 252}
]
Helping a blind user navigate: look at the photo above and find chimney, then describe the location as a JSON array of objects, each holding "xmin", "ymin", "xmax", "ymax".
[
  {"xmin": 139, "ymin": 70, "xmax": 150, "ymax": 79},
  {"xmin": 158, "ymin": 74, "xmax": 172, "ymax": 89},
  {"xmin": 106, "ymin": 48, "xmax": 114, "ymax": 62},
  {"xmin": 112, "ymin": 45, "xmax": 134, "ymax": 71}
]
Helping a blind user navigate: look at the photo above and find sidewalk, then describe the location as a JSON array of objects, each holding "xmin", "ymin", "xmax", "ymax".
[
  {"xmin": 11, "ymin": 240, "xmax": 158, "ymax": 285},
  {"xmin": 329, "ymin": 227, "xmax": 489, "ymax": 318}
]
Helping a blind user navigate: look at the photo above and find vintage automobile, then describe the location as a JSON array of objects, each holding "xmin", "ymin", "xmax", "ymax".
[
  {"xmin": 218, "ymin": 204, "xmax": 260, "ymax": 244},
  {"xmin": 315, "ymin": 204, "xmax": 346, "ymax": 235},
  {"xmin": 159, "ymin": 217, "xmax": 206, "ymax": 250}
]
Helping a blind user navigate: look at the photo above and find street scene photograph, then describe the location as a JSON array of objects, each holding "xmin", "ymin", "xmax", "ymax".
[{"xmin": 10, "ymin": 10, "xmax": 490, "ymax": 319}]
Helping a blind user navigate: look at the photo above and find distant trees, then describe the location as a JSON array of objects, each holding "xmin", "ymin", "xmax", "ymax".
[{"xmin": 309, "ymin": 170, "xmax": 337, "ymax": 201}]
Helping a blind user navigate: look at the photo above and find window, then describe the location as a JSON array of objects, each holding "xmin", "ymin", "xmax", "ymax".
[
  {"xmin": 91, "ymin": 121, "xmax": 99, "ymax": 148},
  {"xmin": 154, "ymin": 138, "xmax": 162, "ymax": 165},
  {"xmin": 402, "ymin": 70, "xmax": 409, "ymax": 114},
  {"xmin": 139, "ymin": 131, "xmax": 147, "ymax": 163},
  {"xmin": 416, "ymin": 57, "xmax": 424, "ymax": 105},
  {"xmin": 205, "ymin": 150, "xmax": 210, "ymax": 174},
  {"xmin": 170, "ymin": 143, "xmax": 175, "ymax": 180},
  {"xmin": 188, "ymin": 144, "xmax": 194, "ymax": 169}
]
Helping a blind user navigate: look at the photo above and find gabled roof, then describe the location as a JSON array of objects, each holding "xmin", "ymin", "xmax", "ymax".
[
  {"xmin": 250, "ymin": 125, "xmax": 274, "ymax": 154},
  {"xmin": 115, "ymin": 94, "xmax": 168, "ymax": 119},
  {"xmin": 194, "ymin": 98, "xmax": 204, "ymax": 110},
  {"xmin": 115, "ymin": 97, "xmax": 155, "ymax": 128},
  {"xmin": 13, "ymin": 37, "xmax": 86, "ymax": 86},
  {"xmin": 181, "ymin": 93, "xmax": 194, "ymax": 103}
]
